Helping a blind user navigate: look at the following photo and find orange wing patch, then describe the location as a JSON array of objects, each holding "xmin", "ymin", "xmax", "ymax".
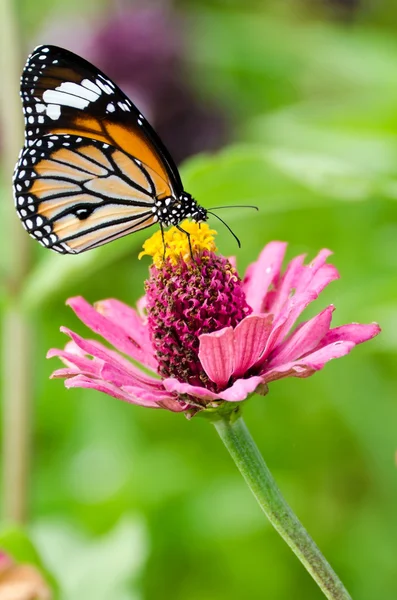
[
  {"xmin": 103, "ymin": 122, "xmax": 171, "ymax": 183},
  {"xmin": 50, "ymin": 147, "xmax": 109, "ymax": 176},
  {"xmin": 77, "ymin": 145, "xmax": 113, "ymax": 170},
  {"xmin": 64, "ymin": 214, "xmax": 156, "ymax": 253},
  {"xmin": 46, "ymin": 114, "xmax": 174, "ymax": 198},
  {"xmin": 111, "ymin": 150, "xmax": 152, "ymax": 192},
  {"xmin": 53, "ymin": 204, "xmax": 153, "ymax": 237},
  {"xmin": 31, "ymin": 178, "xmax": 81, "ymax": 199},
  {"xmin": 85, "ymin": 175, "xmax": 153, "ymax": 204},
  {"xmin": 38, "ymin": 193, "xmax": 101, "ymax": 219},
  {"xmin": 35, "ymin": 159, "xmax": 92, "ymax": 181}
]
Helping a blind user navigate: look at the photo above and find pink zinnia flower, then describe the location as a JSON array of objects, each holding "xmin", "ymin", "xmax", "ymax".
[{"xmin": 48, "ymin": 223, "xmax": 380, "ymax": 416}]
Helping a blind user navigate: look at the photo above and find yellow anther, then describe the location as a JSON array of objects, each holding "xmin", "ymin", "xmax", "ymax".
[{"xmin": 139, "ymin": 220, "xmax": 217, "ymax": 267}]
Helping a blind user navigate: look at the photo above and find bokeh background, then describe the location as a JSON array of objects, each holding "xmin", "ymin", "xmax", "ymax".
[{"xmin": 0, "ymin": 0, "xmax": 395, "ymax": 598}]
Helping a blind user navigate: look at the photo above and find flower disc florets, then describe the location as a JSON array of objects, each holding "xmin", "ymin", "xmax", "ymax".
[{"xmin": 143, "ymin": 222, "xmax": 252, "ymax": 389}]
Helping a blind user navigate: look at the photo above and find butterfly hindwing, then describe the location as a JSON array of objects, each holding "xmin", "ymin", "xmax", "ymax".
[
  {"xmin": 14, "ymin": 134, "xmax": 159, "ymax": 253},
  {"xmin": 20, "ymin": 45, "xmax": 182, "ymax": 195}
]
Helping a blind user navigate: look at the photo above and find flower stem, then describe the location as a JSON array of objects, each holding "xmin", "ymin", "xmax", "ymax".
[
  {"xmin": 211, "ymin": 412, "xmax": 352, "ymax": 600},
  {"xmin": 0, "ymin": 0, "xmax": 32, "ymax": 522}
]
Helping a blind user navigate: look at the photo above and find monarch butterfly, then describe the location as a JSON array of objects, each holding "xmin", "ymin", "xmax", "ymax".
[{"xmin": 12, "ymin": 45, "xmax": 208, "ymax": 254}]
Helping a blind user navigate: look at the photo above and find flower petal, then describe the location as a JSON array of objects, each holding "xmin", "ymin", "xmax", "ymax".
[
  {"xmin": 67, "ymin": 296, "xmax": 157, "ymax": 370},
  {"xmin": 293, "ymin": 249, "xmax": 333, "ymax": 294},
  {"xmin": 228, "ymin": 256, "xmax": 237, "ymax": 270},
  {"xmin": 265, "ymin": 254, "xmax": 305, "ymax": 314},
  {"xmin": 267, "ymin": 305, "xmax": 335, "ymax": 367},
  {"xmin": 232, "ymin": 314, "xmax": 273, "ymax": 377},
  {"xmin": 95, "ymin": 298, "xmax": 155, "ymax": 365},
  {"xmin": 263, "ymin": 340, "xmax": 356, "ymax": 383},
  {"xmin": 47, "ymin": 347, "xmax": 103, "ymax": 377},
  {"xmin": 122, "ymin": 385, "xmax": 187, "ymax": 412},
  {"xmin": 318, "ymin": 322, "xmax": 381, "ymax": 347},
  {"xmin": 198, "ymin": 326, "xmax": 235, "ymax": 387},
  {"xmin": 163, "ymin": 377, "xmax": 218, "ymax": 401},
  {"xmin": 217, "ymin": 376, "xmax": 265, "ymax": 402},
  {"xmin": 55, "ymin": 328, "xmax": 162, "ymax": 390},
  {"xmin": 264, "ymin": 254, "xmax": 340, "ymax": 356},
  {"xmin": 64, "ymin": 374, "xmax": 161, "ymax": 407},
  {"xmin": 242, "ymin": 242, "xmax": 287, "ymax": 312},
  {"xmin": 163, "ymin": 375, "xmax": 264, "ymax": 403}
]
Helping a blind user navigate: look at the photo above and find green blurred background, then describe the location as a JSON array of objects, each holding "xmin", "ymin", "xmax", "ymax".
[{"xmin": 0, "ymin": 0, "xmax": 395, "ymax": 598}]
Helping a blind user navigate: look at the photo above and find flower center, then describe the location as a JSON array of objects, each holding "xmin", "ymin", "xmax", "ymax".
[
  {"xmin": 139, "ymin": 220, "xmax": 217, "ymax": 267},
  {"xmin": 142, "ymin": 222, "xmax": 252, "ymax": 395}
]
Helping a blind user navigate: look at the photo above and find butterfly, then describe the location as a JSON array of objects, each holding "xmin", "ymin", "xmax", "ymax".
[{"xmin": 13, "ymin": 45, "xmax": 208, "ymax": 254}]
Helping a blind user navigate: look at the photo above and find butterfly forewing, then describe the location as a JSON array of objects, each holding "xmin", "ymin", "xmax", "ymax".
[{"xmin": 20, "ymin": 45, "xmax": 182, "ymax": 194}]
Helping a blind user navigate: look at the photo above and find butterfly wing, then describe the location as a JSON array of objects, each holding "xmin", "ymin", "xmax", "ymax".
[
  {"xmin": 14, "ymin": 134, "xmax": 165, "ymax": 253},
  {"xmin": 20, "ymin": 45, "xmax": 183, "ymax": 195},
  {"xmin": 13, "ymin": 45, "xmax": 188, "ymax": 253}
]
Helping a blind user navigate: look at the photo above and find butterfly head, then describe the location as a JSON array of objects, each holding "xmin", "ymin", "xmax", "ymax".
[
  {"xmin": 178, "ymin": 193, "xmax": 207, "ymax": 224},
  {"xmin": 191, "ymin": 203, "xmax": 208, "ymax": 224},
  {"xmin": 158, "ymin": 193, "xmax": 207, "ymax": 227}
]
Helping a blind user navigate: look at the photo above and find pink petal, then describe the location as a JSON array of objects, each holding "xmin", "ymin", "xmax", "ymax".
[
  {"xmin": 232, "ymin": 314, "xmax": 273, "ymax": 377},
  {"xmin": 47, "ymin": 347, "xmax": 103, "ymax": 377},
  {"xmin": 163, "ymin": 378, "xmax": 218, "ymax": 401},
  {"xmin": 99, "ymin": 362, "xmax": 155, "ymax": 389},
  {"xmin": 265, "ymin": 254, "xmax": 305, "ymax": 314},
  {"xmin": 136, "ymin": 295, "xmax": 148, "ymax": 320},
  {"xmin": 217, "ymin": 376, "xmax": 266, "ymax": 402},
  {"xmin": 198, "ymin": 326, "xmax": 235, "ymax": 387},
  {"xmin": 64, "ymin": 374, "xmax": 160, "ymax": 407},
  {"xmin": 242, "ymin": 242, "xmax": 287, "ymax": 312},
  {"xmin": 95, "ymin": 298, "xmax": 155, "ymax": 366},
  {"xmin": 50, "ymin": 367, "xmax": 85, "ymax": 379},
  {"xmin": 293, "ymin": 249, "xmax": 333, "ymax": 295},
  {"xmin": 228, "ymin": 256, "xmax": 237, "ymax": 270},
  {"xmin": 67, "ymin": 297, "xmax": 157, "ymax": 370},
  {"xmin": 163, "ymin": 375, "xmax": 264, "ymax": 403},
  {"xmin": 88, "ymin": 338, "xmax": 162, "ymax": 387},
  {"xmin": 318, "ymin": 322, "xmax": 381, "ymax": 347},
  {"xmin": 263, "ymin": 340, "xmax": 356, "ymax": 383},
  {"xmin": 56, "ymin": 328, "xmax": 162, "ymax": 390},
  {"xmin": 263, "ymin": 290, "xmax": 318, "ymax": 358},
  {"xmin": 122, "ymin": 385, "xmax": 187, "ymax": 412},
  {"xmin": 264, "ymin": 259, "xmax": 340, "ymax": 356},
  {"xmin": 267, "ymin": 306, "xmax": 335, "ymax": 367}
]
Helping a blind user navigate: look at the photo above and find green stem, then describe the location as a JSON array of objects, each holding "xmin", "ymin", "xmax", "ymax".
[
  {"xmin": 211, "ymin": 412, "xmax": 352, "ymax": 600},
  {"xmin": 0, "ymin": 0, "xmax": 32, "ymax": 522}
]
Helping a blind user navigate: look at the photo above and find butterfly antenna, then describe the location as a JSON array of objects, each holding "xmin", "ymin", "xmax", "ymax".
[
  {"xmin": 209, "ymin": 205, "xmax": 259, "ymax": 211},
  {"xmin": 207, "ymin": 211, "xmax": 241, "ymax": 248}
]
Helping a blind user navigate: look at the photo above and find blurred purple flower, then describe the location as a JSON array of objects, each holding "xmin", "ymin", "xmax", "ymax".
[
  {"xmin": 37, "ymin": 5, "xmax": 228, "ymax": 164},
  {"xmin": 48, "ymin": 225, "xmax": 380, "ymax": 416}
]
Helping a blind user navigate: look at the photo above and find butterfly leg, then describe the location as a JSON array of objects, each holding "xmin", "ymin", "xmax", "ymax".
[
  {"xmin": 176, "ymin": 224, "xmax": 193, "ymax": 258},
  {"xmin": 160, "ymin": 223, "xmax": 167, "ymax": 261}
]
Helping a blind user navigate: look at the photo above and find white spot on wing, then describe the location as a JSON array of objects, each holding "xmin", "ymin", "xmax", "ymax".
[
  {"xmin": 43, "ymin": 89, "xmax": 90, "ymax": 110},
  {"xmin": 81, "ymin": 79, "xmax": 102, "ymax": 95},
  {"xmin": 55, "ymin": 81, "xmax": 100, "ymax": 102},
  {"xmin": 95, "ymin": 79, "xmax": 113, "ymax": 95},
  {"xmin": 47, "ymin": 104, "xmax": 61, "ymax": 120}
]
